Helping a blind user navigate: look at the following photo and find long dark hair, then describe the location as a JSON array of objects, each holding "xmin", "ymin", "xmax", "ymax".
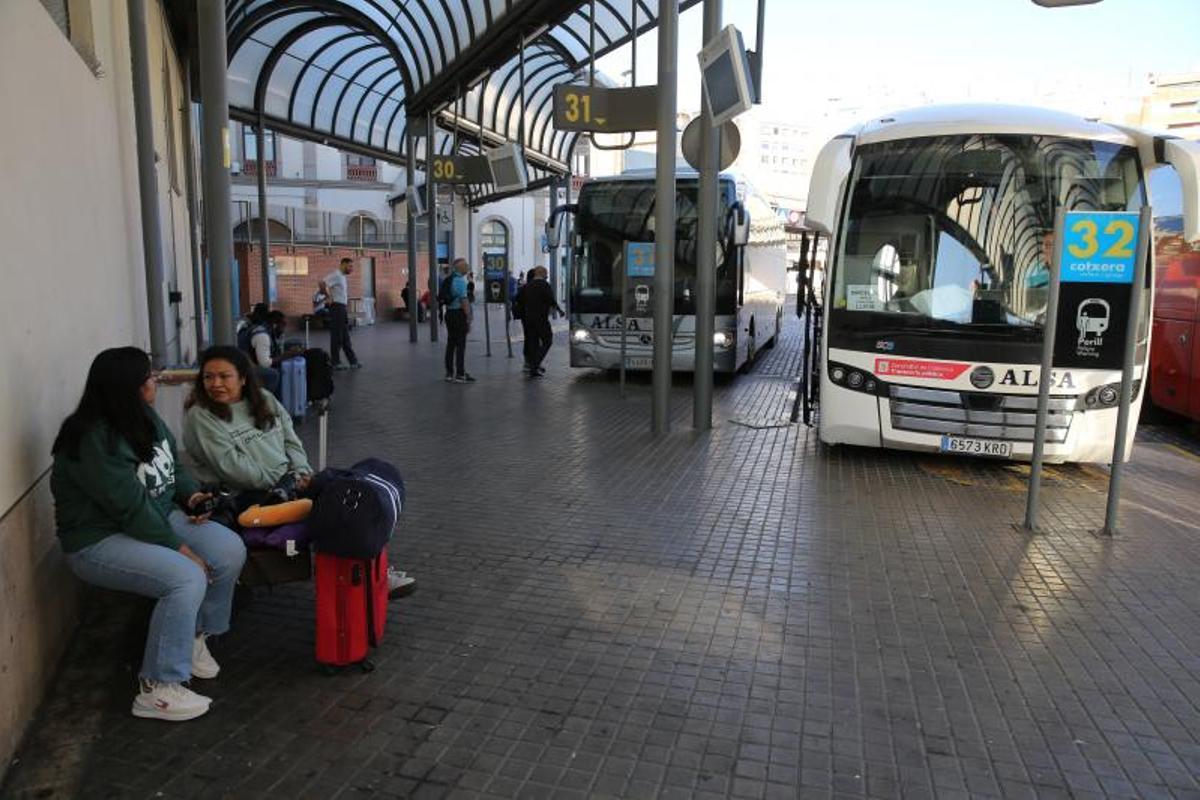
[
  {"xmin": 53, "ymin": 348, "xmax": 157, "ymax": 461},
  {"xmin": 186, "ymin": 346, "xmax": 276, "ymax": 431}
]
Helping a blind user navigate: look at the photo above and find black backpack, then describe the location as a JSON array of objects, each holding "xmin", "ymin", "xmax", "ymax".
[
  {"xmin": 437, "ymin": 274, "xmax": 455, "ymax": 307},
  {"xmin": 309, "ymin": 459, "xmax": 404, "ymax": 559},
  {"xmin": 511, "ymin": 287, "xmax": 525, "ymax": 321}
]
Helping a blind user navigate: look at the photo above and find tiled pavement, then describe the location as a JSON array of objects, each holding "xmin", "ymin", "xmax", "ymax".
[{"xmin": 6, "ymin": 309, "xmax": 1200, "ymax": 799}]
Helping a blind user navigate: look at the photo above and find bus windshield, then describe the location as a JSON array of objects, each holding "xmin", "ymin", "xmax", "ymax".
[
  {"xmin": 571, "ymin": 179, "xmax": 735, "ymax": 314},
  {"xmin": 833, "ymin": 135, "xmax": 1145, "ymax": 329}
]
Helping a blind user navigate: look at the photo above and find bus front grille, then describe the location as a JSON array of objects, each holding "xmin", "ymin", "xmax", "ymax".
[{"xmin": 888, "ymin": 386, "xmax": 1074, "ymax": 443}]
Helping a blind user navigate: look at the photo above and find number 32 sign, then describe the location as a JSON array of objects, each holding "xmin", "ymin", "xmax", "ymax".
[{"xmin": 1054, "ymin": 210, "xmax": 1142, "ymax": 370}]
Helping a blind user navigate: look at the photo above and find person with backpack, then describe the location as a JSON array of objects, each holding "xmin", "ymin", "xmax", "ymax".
[
  {"xmin": 441, "ymin": 258, "xmax": 475, "ymax": 383},
  {"xmin": 513, "ymin": 268, "xmax": 536, "ymax": 372},
  {"xmin": 51, "ymin": 348, "xmax": 246, "ymax": 721},
  {"xmin": 237, "ymin": 303, "xmax": 281, "ymax": 397}
]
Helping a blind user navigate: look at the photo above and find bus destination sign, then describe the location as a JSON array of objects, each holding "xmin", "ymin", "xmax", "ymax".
[
  {"xmin": 1053, "ymin": 211, "xmax": 1141, "ymax": 370},
  {"xmin": 553, "ymin": 85, "xmax": 660, "ymax": 133},
  {"xmin": 429, "ymin": 155, "xmax": 492, "ymax": 185}
]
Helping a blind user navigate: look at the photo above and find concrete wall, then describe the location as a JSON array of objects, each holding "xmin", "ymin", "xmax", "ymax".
[{"xmin": 0, "ymin": 0, "xmax": 191, "ymax": 775}]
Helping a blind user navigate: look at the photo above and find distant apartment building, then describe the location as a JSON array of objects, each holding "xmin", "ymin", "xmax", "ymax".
[{"xmin": 1128, "ymin": 72, "xmax": 1200, "ymax": 137}]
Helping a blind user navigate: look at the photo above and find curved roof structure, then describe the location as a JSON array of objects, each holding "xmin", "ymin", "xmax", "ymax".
[{"xmin": 226, "ymin": 0, "xmax": 699, "ymax": 199}]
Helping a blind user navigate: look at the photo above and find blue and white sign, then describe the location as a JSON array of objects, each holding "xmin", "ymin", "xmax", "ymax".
[
  {"xmin": 626, "ymin": 242, "xmax": 655, "ymax": 277},
  {"xmin": 1059, "ymin": 211, "xmax": 1140, "ymax": 284}
]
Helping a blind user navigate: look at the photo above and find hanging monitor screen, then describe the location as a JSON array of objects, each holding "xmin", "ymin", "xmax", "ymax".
[
  {"xmin": 487, "ymin": 143, "xmax": 529, "ymax": 194},
  {"xmin": 698, "ymin": 25, "xmax": 754, "ymax": 127}
]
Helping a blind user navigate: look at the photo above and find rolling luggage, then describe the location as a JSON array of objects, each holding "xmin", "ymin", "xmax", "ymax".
[
  {"xmin": 304, "ymin": 348, "xmax": 334, "ymax": 403},
  {"xmin": 280, "ymin": 356, "xmax": 307, "ymax": 422},
  {"xmin": 314, "ymin": 549, "xmax": 388, "ymax": 671}
]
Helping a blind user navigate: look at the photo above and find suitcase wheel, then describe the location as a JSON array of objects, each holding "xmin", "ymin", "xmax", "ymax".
[
  {"xmin": 359, "ymin": 659, "xmax": 375, "ymax": 674},
  {"xmin": 320, "ymin": 664, "xmax": 341, "ymax": 676}
]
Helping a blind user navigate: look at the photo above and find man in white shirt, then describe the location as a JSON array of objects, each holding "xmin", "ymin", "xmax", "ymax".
[{"xmin": 319, "ymin": 258, "xmax": 361, "ymax": 370}]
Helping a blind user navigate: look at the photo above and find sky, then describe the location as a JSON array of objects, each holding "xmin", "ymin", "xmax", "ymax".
[{"xmin": 596, "ymin": 0, "xmax": 1200, "ymax": 132}]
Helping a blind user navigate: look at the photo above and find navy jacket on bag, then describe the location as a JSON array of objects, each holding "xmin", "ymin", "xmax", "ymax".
[{"xmin": 309, "ymin": 458, "xmax": 403, "ymax": 559}]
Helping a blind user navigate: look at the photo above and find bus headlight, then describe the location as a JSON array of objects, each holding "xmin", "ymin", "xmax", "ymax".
[
  {"xmin": 572, "ymin": 327, "xmax": 597, "ymax": 344},
  {"xmin": 829, "ymin": 361, "xmax": 884, "ymax": 396},
  {"xmin": 713, "ymin": 331, "xmax": 733, "ymax": 349}
]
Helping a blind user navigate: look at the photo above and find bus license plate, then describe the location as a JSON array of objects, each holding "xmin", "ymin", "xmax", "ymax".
[
  {"xmin": 624, "ymin": 357, "xmax": 652, "ymax": 369},
  {"xmin": 939, "ymin": 435, "xmax": 1012, "ymax": 458}
]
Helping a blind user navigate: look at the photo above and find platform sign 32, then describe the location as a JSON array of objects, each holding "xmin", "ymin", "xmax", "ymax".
[{"xmin": 1054, "ymin": 211, "xmax": 1141, "ymax": 370}]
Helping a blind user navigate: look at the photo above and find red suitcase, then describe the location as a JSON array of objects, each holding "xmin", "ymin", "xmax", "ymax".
[{"xmin": 314, "ymin": 549, "xmax": 387, "ymax": 672}]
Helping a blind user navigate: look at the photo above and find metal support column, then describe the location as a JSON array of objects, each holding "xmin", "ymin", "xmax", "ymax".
[
  {"xmin": 127, "ymin": 0, "xmax": 169, "ymax": 367},
  {"xmin": 182, "ymin": 62, "xmax": 206, "ymax": 353},
  {"xmin": 652, "ymin": 0, "xmax": 679, "ymax": 434},
  {"xmin": 564, "ymin": 172, "xmax": 573, "ymax": 311},
  {"xmin": 693, "ymin": 0, "xmax": 722, "ymax": 430},
  {"xmin": 406, "ymin": 129, "xmax": 419, "ymax": 342},
  {"xmin": 426, "ymin": 113, "xmax": 438, "ymax": 343},
  {"xmin": 197, "ymin": 0, "xmax": 235, "ymax": 345},
  {"xmin": 255, "ymin": 119, "xmax": 271, "ymax": 307},
  {"xmin": 1024, "ymin": 210, "xmax": 1065, "ymax": 532},
  {"xmin": 1101, "ymin": 205, "xmax": 1153, "ymax": 536}
]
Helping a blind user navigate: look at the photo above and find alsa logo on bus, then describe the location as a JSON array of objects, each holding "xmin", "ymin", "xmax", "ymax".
[{"xmin": 874, "ymin": 358, "xmax": 1076, "ymax": 389}]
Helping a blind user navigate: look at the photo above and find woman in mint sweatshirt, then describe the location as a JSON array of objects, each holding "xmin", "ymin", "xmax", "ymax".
[
  {"xmin": 51, "ymin": 348, "xmax": 246, "ymax": 722},
  {"xmin": 182, "ymin": 346, "xmax": 312, "ymax": 496}
]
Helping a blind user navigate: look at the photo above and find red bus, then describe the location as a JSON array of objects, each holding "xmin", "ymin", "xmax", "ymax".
[{"xmin": 1150, "ymin": 164, "xmax": 1200, "ymax": 421}]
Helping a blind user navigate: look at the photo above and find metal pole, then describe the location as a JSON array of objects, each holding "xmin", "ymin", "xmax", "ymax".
[
  {"xmin": 483, "ymin": 284, "xmax": 492, "ymax": 357},
  {"xmin": 1024, "ymin": 209, "xmax": 1066, "ymax": 532},
  {"xmin": 127, "ymin": 0, "xmax": 169, "ymax": 367},
  {"xmin": 182, "ymin": 63, "xmax": 207, "ymax": 354},
  {"xmin": 652, "ymin": 0, "xmax": 679, "ymax": 434},
  {"xmin": 504, "ymin": 268, "xmax": 513, "ymax": 357},
  {"xmin": 1101, "ymin": 205, "xmax": 1153, "ymax": 536},
  {"xmin": 620, "ymin": 252, "xmax": 628, "ymax": 398},
  {"xmin": 563, "ymin": 171, "xmax": 573, "ymax": 311},
  {"xmin": 693, "ymin": 0, "xmax": 722, "ymax": 430},
  {"xmin": 406, "ymin": 129, "xmax": 419, "ymax": 342},
  {"xmin": 197, "ymin": 0, "xmax": 235, "ymax": 345},
  {"xmin": 427, "ymin": 113, "xmax": 439, "ymax": 343},
  {"xmin": 255, "ymin": 120, "xmax": 271, "ymax": 308}
]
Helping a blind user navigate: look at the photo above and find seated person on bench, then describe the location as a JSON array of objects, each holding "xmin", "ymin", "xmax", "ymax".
[
  {"xmin": 51, "ymin": 347, "xmax": 246, "ymax": 722},
  {"xmin": 183, "ymin": 346, "xmax": 414, "ymax": 596}
]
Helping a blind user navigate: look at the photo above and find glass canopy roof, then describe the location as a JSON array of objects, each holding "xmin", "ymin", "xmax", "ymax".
[{"xmin": 226, "ymin": 0, "xmax": 701, "ymax": 197}]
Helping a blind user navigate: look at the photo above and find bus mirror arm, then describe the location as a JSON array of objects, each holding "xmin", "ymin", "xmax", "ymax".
[
  {"xmin": 726, "ymin": 201, "xmax": 750, "ymax": 248},
  {"xmin": 1163, "ymin": 139, "xmax": 1200, "ymax": 242},
  {"xmin": 545, "ymin": 203, "xmax": 579, "ymax": 249}
]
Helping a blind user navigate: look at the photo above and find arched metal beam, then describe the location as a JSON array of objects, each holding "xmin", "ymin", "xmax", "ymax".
[
  {"xmin": 286, "ymin": 30, "xmax": 364, "ymax": 123},
  {"xmin": 329, "ymin": 53, "xmax": 392, "ymax": 138}
]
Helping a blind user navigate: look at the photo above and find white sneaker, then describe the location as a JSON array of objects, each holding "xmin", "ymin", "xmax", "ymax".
[
  {"xmin": 132, "ymin": 679, "xmax": 211, "ymax": 721},
  {"xmin": 191, "ymin": 633, "xmax": 220, "ymax": 679},
  {"xmin": 387, "ymin": 566, "xmax": 417, "ymax": 598}
]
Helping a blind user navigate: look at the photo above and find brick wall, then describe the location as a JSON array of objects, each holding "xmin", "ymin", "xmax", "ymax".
[{"xmin": 233, "ymin": 244, "xmax": 440, "ymax": 327}]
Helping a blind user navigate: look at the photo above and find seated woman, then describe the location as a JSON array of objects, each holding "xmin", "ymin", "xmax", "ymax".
[
  {"xmin": 51, "ymin": 347, "xmax": 246, "ymax": 722},
  {"xmin": 183, "ymin": 346, "xmax": 414, "ymax": 596}
]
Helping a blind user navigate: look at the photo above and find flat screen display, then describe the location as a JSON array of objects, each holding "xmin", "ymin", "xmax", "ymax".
[
  {"xmin": 704, "ymin": 51, "xmax": 740, "ymax": 117},
  {"xmin": 491, "ymin": 156, "xmax": 521, "ymax": 188}
]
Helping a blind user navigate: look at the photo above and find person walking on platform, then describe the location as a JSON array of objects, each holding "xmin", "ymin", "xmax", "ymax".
[
  {"xmin": 514, "ymin": 268, "xmax": 537, "ymax": 372},
  {"xmin": 522, "ymin": 267, "xmax": 562, "ymax": 378},
  {"xmin": 443, "ymin": 257, "xmax": 474, "ymax": 383},
  {"xmin": 320, "ymin": 258, "xmax": 361, "ymax": 371}
]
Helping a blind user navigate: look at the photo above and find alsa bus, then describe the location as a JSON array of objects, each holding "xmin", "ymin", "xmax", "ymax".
[
  {"xmin": 1148, "ymin": 165, "xmax": 1200, "ymax": 421},
  {"xmin": 803, "ymin": 104, "xmax": 1200, "ymax": 463},
  {"xmin": 549, "ymin": 168, "xmax": 788, "ymax": 373}
]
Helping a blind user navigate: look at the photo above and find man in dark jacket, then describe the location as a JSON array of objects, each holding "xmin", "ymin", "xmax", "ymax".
[{"xmin": 519, "ymin": 267, "xmax": 562, "ymax": 378}]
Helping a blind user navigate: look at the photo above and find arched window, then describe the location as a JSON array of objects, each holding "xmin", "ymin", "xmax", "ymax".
[
  {"xmin": 233, "ymin": 217, "xmax": 291, "ymax": 243},
  {"xmin": 347, "ymin": 214, "xmax": 379, "ymax": 244}
]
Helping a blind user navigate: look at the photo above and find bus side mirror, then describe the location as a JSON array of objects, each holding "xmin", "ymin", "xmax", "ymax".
[
  {"xmin": 545, "ymin": 203, "xmax": 578, "ymax": 249},
  {"xmin": 1164, "ymin": 139, "xmax": 1200, "ymax": 242},
  {"xmin": 806, "ymin": 136, "xmax": 853, "ymax": 235}
]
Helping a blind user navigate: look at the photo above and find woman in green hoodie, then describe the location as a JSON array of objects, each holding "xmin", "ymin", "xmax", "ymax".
[{"xmin": 51, "ymin": 348, "xmax": 246, "ymax": 722}]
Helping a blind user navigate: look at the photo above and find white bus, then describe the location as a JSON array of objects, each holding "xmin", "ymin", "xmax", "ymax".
[
  {"xmin": 551, "ymin": 168, "xmax": 789, "ymax": 373},
  {"xmin": 803, "ymin": 104, "xmax": 1200, "ymax": 463}
]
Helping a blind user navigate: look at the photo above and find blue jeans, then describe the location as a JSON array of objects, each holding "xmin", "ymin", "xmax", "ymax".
[{"xmin": 65, "ymin": 511, "xmax": 246, "ymax": 683}]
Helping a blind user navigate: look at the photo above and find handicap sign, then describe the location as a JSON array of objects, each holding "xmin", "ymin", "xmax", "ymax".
[
  {"xmin": 626, "ymin": 242, "xmax": 655, "ymax": 277},
  {"xmin": 1053, "ymin": 211, "xmax": 1141, "ymax": 370}
]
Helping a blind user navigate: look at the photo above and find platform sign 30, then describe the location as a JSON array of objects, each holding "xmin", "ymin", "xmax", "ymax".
[{"xmin": 1054, "ymin": 211, "xmax": 1141, "ymax": 369}]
